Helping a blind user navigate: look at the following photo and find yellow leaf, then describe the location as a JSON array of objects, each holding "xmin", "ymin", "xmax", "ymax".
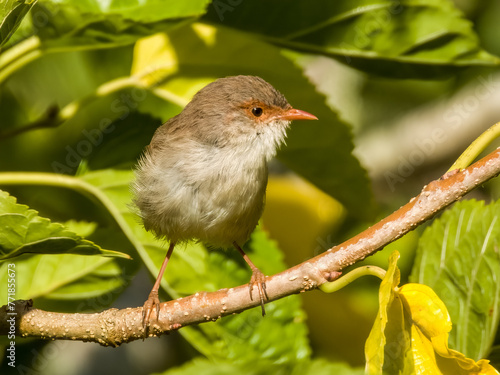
[
  {"xmin": 365, "ymin": 251, "xmax": 499, "ymax": 375},
  {"xmin": 131, "ymin": 29, "xmax": 213, "ymax": 104},
  {"xmin": 365, "ymin": 251, "xmax": 405, "ymax": 375},
  {"xmin": 399, "ymin": 284, "xmax": 452, "ymax": 340},
  {"xmin": 131, "ymin": 33, "xmax": 179, "ymax": 88},
  {"xmin": 400, "ymin": 284, "xmax": 498, "ymax": 375},
  {"xmin": 410, "ymin": 324, "xmax": 442, "ymax": 375}
]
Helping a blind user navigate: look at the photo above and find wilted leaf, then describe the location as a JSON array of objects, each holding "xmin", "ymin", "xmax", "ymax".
[
  {"xmin": 366, "ymin": 250, "xmax": 499, "ymax": 374},
  {"xmin": 365, "ymin": 251, "xmax": 407, "ymax": 374},
  {"xmin": 400, "ymin": 284, "xmax": 498, "ymax": 375}
]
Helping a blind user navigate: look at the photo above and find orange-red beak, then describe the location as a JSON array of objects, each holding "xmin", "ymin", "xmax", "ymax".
[{"xmin": 279, "ymin": 108, "xmax": 318, "ymax": 121}]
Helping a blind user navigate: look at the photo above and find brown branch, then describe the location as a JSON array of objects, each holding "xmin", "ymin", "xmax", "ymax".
[{"xmin": 2, "ymin": 148, "xmax": 500, "ymax": 346}]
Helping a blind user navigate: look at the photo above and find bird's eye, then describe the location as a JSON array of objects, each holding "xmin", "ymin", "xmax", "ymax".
[{"xmin": 252, "ymin": 107, "xmax": 263, "ymax": 117}]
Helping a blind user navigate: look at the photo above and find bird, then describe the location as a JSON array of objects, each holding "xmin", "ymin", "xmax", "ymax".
[{"xmin": 133, "ymin": 75, "xmax": 317, "ymax": 329}]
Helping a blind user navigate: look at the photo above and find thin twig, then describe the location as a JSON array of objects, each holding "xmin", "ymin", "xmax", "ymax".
[
  {"xmin": 319, "ymin": 266, "xmax": 387, "ymax": 294},
  {"xmin": 449, "ymin": 122, "xmax": 500, "ymax": 171}
]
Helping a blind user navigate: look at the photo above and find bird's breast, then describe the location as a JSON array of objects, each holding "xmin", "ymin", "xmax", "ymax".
[
  {"xmin": 194, "ymin": 145, "xmax": 268, "ymax": 206},
  {"xmin": 138, "ymin": 142, "xmax": 269, "ymax": 246}
]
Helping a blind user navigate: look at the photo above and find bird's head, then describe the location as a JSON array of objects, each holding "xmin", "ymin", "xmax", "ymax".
[{"xmin": 183, "ymin": 75, "xmax": 317, "ymax": 160}]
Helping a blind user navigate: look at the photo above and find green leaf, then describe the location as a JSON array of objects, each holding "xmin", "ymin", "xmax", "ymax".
[
  {"xmin": 157, "ymin": 357, "xmax": 364, "ymax": 375},
  {"xmin": 410, "ymin": 199, "xmax": 500, "ymax": 360},
  {"xmin": 203, "ymin": 0, "xmax": 500, "ymax": 78},
  {"xmin": 159, "ymin": 358, "xmax": 260, "ymax": 375},
  {"xmin": 62, "ymin": 219, "xmax": 97, "ymax": 237},
  {"xmin": 0, "ymin": 0, "xmax": 37, "ymax": 48},
  {"xmin": 28, "ymin": 0, "xmax": 210, "ymax": 50},
  {"xmin": 43, "ymin": 258, "xmax": 126, "ymax": 300},
  {"xmin": 85, "ymin": 112, "xmax": 162, "ymax": 171},
  {"xmin": 297, "ymin": 359, "xmax": 365, "ymax": 375},
  {"xmin": 0, "ymin": 252, "xmax": 124, "ymax": 303},
  {"xmin": 68, "ymin": 0, "xmax": 211, "ymax": 23},
  {"xmin": 0, "ymin": 189, "xmax": 130, "ymax": 260},
  {"xmin": 80, "ymin": 168, "xmax": 311, "ymax": 366},
  {"xmin": 131, "ymin": 24, "xmax": 374, "ymax": 218}
]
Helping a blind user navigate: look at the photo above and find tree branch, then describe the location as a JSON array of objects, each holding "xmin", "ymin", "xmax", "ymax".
[{"xmin": 2, "ymin": 148, "xmax": 500, "ymax": 346}]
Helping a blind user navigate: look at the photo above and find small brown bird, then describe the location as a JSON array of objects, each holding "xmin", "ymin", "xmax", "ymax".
[{"xmin": 133, "ymin": 75, "xmax": 317, "ymax": 327}]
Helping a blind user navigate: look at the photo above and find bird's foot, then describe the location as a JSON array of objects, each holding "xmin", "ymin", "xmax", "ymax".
[
  {"xmin": 142, "ymin": 290, "xmax": 161, "ymax": 336},
  {"xmin": 248, "ymin": 268, "xmax": 268, "ymax": 316}
]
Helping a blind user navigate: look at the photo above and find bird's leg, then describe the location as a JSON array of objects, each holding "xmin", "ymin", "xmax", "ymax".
[
  {"xmin": 233, "ymin": 241, "xmax": 268, "ymax": 316},
  {"xmin": 142, "ymin": 241, "xmax": 176, "ymax": 330}
]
